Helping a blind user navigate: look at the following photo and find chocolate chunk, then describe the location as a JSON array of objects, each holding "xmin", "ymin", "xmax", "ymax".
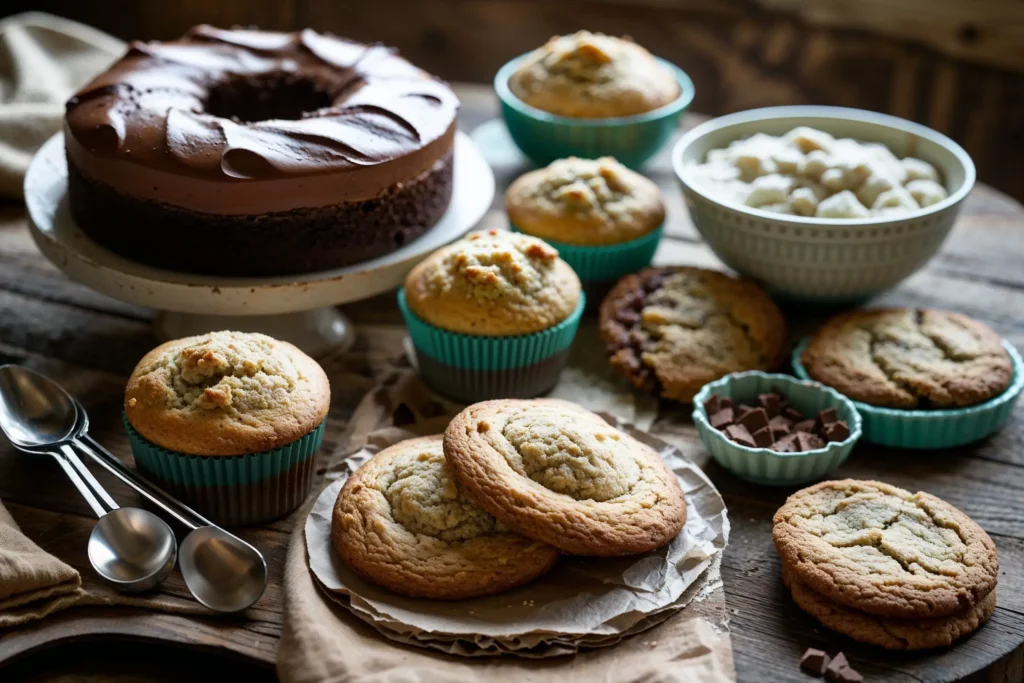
[
  {"xmin": 709, "ymin": 407, "xmax": 735, "ymax": 430},
  {"xmin": 799, "ymin": 648, "xmax": 831, "ymax": 676},
  {"xmin": 757, "ymin": 392, "xmax": 783, "ymax": 418},
  {"xmin": 738, "ymin": 407, "xmax": 770, "ymax": 433},
  {"xmin": 823, "ymin": 420, "xmax": 850, "ymax": 442},
  {"xmin": 817, "ymin": 407, "xmax": 839, "ymax": 428},
  {"xmin": 703, "ymin": 395, "xmax": 722, "ymax": 416},
  {"xmin": 792, "ymin": 419, "xmax": 817, "ymax": 434},
  {"xmin": 825, "ymin": 654, "xmax": 862, "ymax": 683},
  {"xmin": 768, "ymin": 415, "xmax": 792, "ymax": 437},
  {"xmin": 825, "ymin": 653, "xmax": 849, "ymax": 676},
  {"xmin": 782, "ymin": 405, "xmax": 805, "ymax": 422},
  {"xmin": 724, "ymin": 424, "xmax": 756, "ymax": 447},
  {"xmin": 772, "ymin": 433, "xmax": 800, "ymax": 452},
  {"xmin": 796, "ymin": 431, "xmax": 825, "ymax": 451},
  {"xmin": 735, "ymin": 404, "xmax": 756, "ymax": 418},
  {"xmin": 719, "ymin": 396, "xmax": 733, "ymax": 409},
  {"xmin": 751, "ymin": 426, "xmax": 775, "ymax": 447}
]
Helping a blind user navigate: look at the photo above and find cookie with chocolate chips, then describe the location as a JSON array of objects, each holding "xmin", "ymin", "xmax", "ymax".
[
  {"xmin": 801, "ymin": 308, "xmax": 1013, "ymax": 409},
  {"xmin": 598, "ymin": 267, "xmax": 786, "ymax": 402}
]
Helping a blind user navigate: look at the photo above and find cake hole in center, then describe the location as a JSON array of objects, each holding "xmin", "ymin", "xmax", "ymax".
[{"xmin": 205, "ymin": 72, "xmax": 334, "ymax": 123}]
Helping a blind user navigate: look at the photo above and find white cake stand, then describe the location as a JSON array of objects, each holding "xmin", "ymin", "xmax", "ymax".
[{"xmin": 25, "ymin": 132, "xmax": 495, "ymax": 355}]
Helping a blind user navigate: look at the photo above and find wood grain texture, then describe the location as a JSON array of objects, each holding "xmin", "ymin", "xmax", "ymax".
[{"xmin": 0, "ymin": 85, "xmax": 1022, "ymax": 681}]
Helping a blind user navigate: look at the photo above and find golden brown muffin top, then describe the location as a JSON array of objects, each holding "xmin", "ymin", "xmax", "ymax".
[
  {"xmin": 508, "ymin": 31, "xmax": 680, "ymax": 118},
  {"xmin": 506, "ymin": 157, "xmax": 665, "ymax": 246},
  {"xmin": 404, "ymin": 229, "xmax": 581, "ymax": 336},
  {"xmin": 125, "ymin": 331, "xmax": 330, "ymax": 456}
]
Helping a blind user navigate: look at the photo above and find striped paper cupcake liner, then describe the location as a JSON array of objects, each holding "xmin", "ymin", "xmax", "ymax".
[
  {"xmin": 692, "ymin": 372, "xmax": 862, "ymax": 486},
  {"xmin": 792, "ymin": 338, "xmax": 1024, "ymax": 449},
  {"xmin": 398, "ymin": 289, "xmax": 584, "ymax": 402},
  {"xmin": 124, "ymin": 416, "xmax": 325, "ymax": 527}
]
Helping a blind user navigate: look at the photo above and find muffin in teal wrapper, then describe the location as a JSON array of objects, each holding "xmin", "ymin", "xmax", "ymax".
[
  {"xmin": 693, "ymin": 372, "xmax": 862, "ymax": 486},
  {"xmin": 793, "ymin": 337, "xmax": 1024, "ymax": 449},
  {"xmin": 507, "ymin": 157, "xmax": 666, "ymax": 304},
  {"xmin": 496, "ymin": 32, "xmax": 694, "ymax": 168},
  {"xmin": 124, "ymin": 331, "xmax": 331, "ymax": 526},
  {"xmin": 401, "ymin": 229, "xmax": 585, "ymax": 403}
]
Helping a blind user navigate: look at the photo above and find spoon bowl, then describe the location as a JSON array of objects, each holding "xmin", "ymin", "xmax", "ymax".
[
  {"xmin": 179, "ymin": 526, "xmax": 267, "ymax": 613},
  {"xmin": 89, "ymin": 507, "xmax": 177, "ymax": 592},
  {"xmin": 0, "ymin": 364, "xmax": 77, "ymax": 448}
]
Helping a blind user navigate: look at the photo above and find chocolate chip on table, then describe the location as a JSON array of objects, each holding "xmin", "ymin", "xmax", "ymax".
[
  {"xmin": 817, "ymin": 407, "xmax": 839, "ymax": 428},
  {"xmin": 824, "ymin": 653, "xmax": 862, "ymax": 682},
  {"xmin": 758, "ymin": 392, "xmax": 783, "ymax": 418},
  {"xmin": 768, "ymin": 415, "xmax": 792, "ymax": 437},
  {"xmin": 796, "ymin": 431, "xmax": 826, "ymax": 451},
  {"xmin": 738, "ymin": 407, "xmax": 770, "ymax": 433},
  {"xmin": 724, "ymin": 424, "xmax": 756, "ymax": 448},
  {"xmin": 792, "ymin": 419, "xmax": 817, "ymax": 434},
  {"xmin": 799, "ymin": 647, "xmax": 831, "ymax": 676},
  {"xmin": 751, "ymin": 426, "xmax": 775, "ymax": 447},
  {"xmin": 709, "ymin": 407, "xmax": 735, "ymax": 430},
  {"xmin": 772, "ymin": 433, "xmax": 801, "ymax": 452},
  {"xmin": 823, "ymin": 420, "xmax": 850, "ymax": 442}
]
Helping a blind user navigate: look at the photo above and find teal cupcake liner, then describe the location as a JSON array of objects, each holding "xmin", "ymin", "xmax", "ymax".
[
  {"xmin": 495, "ymin": 55, "xmax": 695, "ymax": 169},
  {"xmin": 792, "ymin": 338, "xmax": 1024, "ymax": 449},
  {"xmin": 510, "ymin": 225, "xmax": 663, "ymax": 285},
  {"xmin": 398, "ymin": 289, "xmax": 584, "ymax": 402},
  {"xmin": 124, "ymin": 416, "xmax": 325, "ymax": 526},
  {"xmin": 692, "ymin": 372, "xmax": 862, "ymax": 486}
]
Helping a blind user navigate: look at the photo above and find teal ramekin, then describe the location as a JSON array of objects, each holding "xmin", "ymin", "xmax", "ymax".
[
  {"xmin": 124, "ymin": 416, "xmax": 325, "ymax": 527},
  {"xmin": 510, "ymin": 225, "xmax": 663, "ymax": 301},
  {"xmin": 398, "ymin": 288, "xmax": 584, "ymax": 403},
  {"xmin": 792, "ymin": 338, "xmax": 1024, "ymax": 449},
  {"xmin": 693, "ymin": 372, "xmax": 862, "ymax": 486},
  {"xmin": 494, "ymin": 54, "xmax": 695, "ymax": 169}
]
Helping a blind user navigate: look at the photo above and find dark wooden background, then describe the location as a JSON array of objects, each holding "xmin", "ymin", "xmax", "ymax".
[{"xmin": 7, "ymin": 0, "xmax": 1024, "ymax": 202}]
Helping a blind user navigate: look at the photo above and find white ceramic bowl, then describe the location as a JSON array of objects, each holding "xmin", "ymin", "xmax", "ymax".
[{"xmin": 672, "ymin": 106, "xmax": 976, "ymax": 301}]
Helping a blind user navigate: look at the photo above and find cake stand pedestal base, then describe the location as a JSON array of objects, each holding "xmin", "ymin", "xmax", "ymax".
[{"xmin": 154, "ymin": 307, "xmax": 353, "ymax": 357}]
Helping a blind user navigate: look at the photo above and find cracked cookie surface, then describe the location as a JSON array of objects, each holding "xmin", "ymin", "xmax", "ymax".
[
  {"xmin": 404, "ymin": 229, "xmax": 581, "ymax": 336},
  {"xmin": 505, "ymin": 157, "xmax": 665, "ymax": 246},
  {"xmin": 599, "ymin": 267, "xmax": 786, "ymax": 402},
  {"xmin": 443, "ymin": 399, "xmax": 686, "ymax": 556},
  {"xmin": 783, "ymin": 565, "xmax": 996, "ymax": 650},
  {"xmin": 801, "ymin": 308, "xmax": 1012, "ymax": 408},
  {"xmin": 332, "ymin": 435, "xmax": 560, "ymax": 599},
  {"xmin": 773, "ymin": 480, "xmax": 998, "ymax": 619},
  {"xmin": 125, "ymin": 331, "xmax": 330, "ymax": 456}
]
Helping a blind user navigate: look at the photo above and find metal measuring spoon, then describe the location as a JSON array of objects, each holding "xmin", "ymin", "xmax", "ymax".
[
  {"xmin": 0, "ymin": 365, "xmax": 267, "ymax": 611},
  {"xmin": 0, "ymin": 365, "xmax": 176, "ymax": 592}
]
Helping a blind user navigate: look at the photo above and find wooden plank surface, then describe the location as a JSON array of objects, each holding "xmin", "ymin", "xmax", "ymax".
[{"xmin": 0, "ymin": 84, "xmax": 1022, "ymax": 682}]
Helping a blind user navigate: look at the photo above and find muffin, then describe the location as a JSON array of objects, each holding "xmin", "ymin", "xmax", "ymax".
[
  {"xmin": 801, "ymin": 308, "xmax": 1013, "ymax": 409},
  {"xmin": 124, "ymin": 331, "xmax": 330, "ymax": 526},
  {"xmin": 332, "ymin": 435, "xmax": 560, "ymax": 599},
  {"xmin": 399, "ymin": 229, "xmax": 584, "ymax": 402},
  {"xmin": 599, "ymin": 266, "xmax": 786, "ymax": 402},
  {"xmin": 508, "ymin": 31, "xmax": 680, "ymax": 119},
  {"xmin": 507, "ymin": 157, "xmax": 665, "ymax": 300}
]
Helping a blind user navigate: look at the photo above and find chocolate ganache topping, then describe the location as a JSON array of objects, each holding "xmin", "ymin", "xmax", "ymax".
[{"xmin": 64, "ymin": 26, "xmax": 460, "ymax": 215}]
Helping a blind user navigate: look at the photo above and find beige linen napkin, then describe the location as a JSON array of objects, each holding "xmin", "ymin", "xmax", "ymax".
[
  {"xmin": 0, "ymin": 12, "xmax": 124, "ymax": 198},
  {"xmin": 0, "ymin": 499, "xmax": 86, "ymax": 627}
]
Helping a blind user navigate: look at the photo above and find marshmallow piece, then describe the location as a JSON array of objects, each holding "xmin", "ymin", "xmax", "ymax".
[
  {"xmin": 856, "ymin": 173, "xmax": 896, "ymax": 208},
  {"xmin": 816, "ymin": 190, "xmax": 870, "ymax": 218},
  {"xmin": 771, "ymin": 146, "xmax": 805, "ymax": 174},
  {"xmin": 798, "ymin": 150, "xmax": 830, "ymax": 180},
  {"xmin": 902, "ymin": 157, "xmax": 941, "ymax": 183},
  {"xmin": 906, "ymin": 178, "xmax": 949, "ymax": 207},
  {"xmin": 783, "ymin": 126, "xmax": 835, "ymax": 153},
  {"xmin": 872, "ymin": 186, "xmax": 920, "ymax": 211},
  {"xmin": 820, "ymin": 168, "xmax": 851, "ymax": 192},
  {"xmin": 790, "ymin": 187, "xmax": 820, "ymax": 216},
  {"xmin": 745, "ymin": 174, "xmax": 795, "ymax": 207}
]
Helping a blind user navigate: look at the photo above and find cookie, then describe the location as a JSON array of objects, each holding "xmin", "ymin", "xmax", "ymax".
[
  {"xmin": 773, "ymin": 480, "xmax": 998, "ymax": 619},
  {"xmin": 403, "ymin": 229, "xmax": 581, "ymax": 336},
  {"xmin": 506, "ymin": 157, "xmax": 665, "ymax": 246},
  {"xmin": 599, "ymin": 267, "xmax": 786, "ymax": 402},
  {"xmin": 332, "ymin": 435, "xmax": 560, "ymax": 600},
  {"xmin": 508, "ymin": 31, "xmax": 679, "ymax": 119},
  {"xmin": 443, "ymin": 399, "xmax": 686, "ymax": 556},
  {"xmin": 801, "ymin": 308, "xmax": 1013, "ymax": 408},
  {"xmin": 783, "ymin": 565, "xmax": 996, "ymax": 650}
]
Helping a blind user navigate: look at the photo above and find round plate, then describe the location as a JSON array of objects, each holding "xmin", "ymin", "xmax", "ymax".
[{"xmin": 25, "ymin": 132, "xmax": 495, "ymax": 316}]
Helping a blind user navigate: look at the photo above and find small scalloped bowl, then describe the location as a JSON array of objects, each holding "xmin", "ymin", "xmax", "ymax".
[
  {"xmin": 693, "ymin": 372, "xmax": 862, "ymax": 486},
  {"xmin": 495, "ymin": 53, "xmax": 695, "ymax": 169},
  {"xmin": 792, "ymin": 338, "xmax": 1024, "ymax": 449}
]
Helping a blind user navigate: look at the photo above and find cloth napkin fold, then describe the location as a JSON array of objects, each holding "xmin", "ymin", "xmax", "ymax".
[
  {"xmin": 0, "ymin": 499, "xmax": 86, "ymax": 627},
  {"xmin": 0, "ymin": 12, "xmax": 124, "ymax": 198}
]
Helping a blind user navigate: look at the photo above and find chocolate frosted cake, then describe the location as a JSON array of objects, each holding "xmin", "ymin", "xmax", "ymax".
[{"xmin": 64, "ymin": 25, "xmax": 459, "ymax": 277}]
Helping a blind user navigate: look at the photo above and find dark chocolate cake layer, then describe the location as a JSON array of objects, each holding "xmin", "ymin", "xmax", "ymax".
[{"xmin": 67, "ymin": 151, "xmax": 453, "ymax": 277}]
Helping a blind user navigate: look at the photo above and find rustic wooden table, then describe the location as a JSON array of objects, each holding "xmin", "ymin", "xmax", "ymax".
[{"xmin": 0, "ymin": 84, "xmax": 1022, "ymax": 682}]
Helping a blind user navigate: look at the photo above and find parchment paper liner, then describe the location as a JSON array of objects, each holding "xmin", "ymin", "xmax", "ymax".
[{"xmin": 304, "ymin": 415, "xmax": 729, "ymax": 657}]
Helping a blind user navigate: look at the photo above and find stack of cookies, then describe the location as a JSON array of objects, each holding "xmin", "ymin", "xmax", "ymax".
[
  {"xmin": 773, "ymin": 480, "xmax": 999, "ymax": 650},
  {"xmin": 332, "ymin": 399, "xmax": 688, "ymax": 599}
]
